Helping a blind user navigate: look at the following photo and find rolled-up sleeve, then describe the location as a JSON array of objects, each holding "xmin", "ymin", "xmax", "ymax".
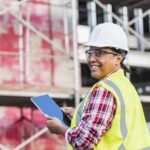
[{"xmin": 66, "ymin": 86, "xmax": 116, "ymax": 150}]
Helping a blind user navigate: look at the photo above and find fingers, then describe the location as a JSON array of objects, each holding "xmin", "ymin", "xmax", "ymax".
[
  {"xmin": 61, "ymin": 107, "xmax": 74, "ymax": 113},
  {"xmin": 61, "ymin": 107, "xmax": 75, "ymax": 119},
  {"xmin": 45, "ymin": 116, "xmax": 59, "ymax": 123},
  {"xmin": 61, "ymin": 107, "xmax": 66, "ymax": 112},
  {"xmin": 46, "ymin": 116, "xmax": 61, "ymax": 124},
  {"xmin": 61, "ymin": 107, "xmax": 70, "ymax": 112},
  {"xmin": 45, "ymin": 115, "xmax": 53, "ymax": 120}
]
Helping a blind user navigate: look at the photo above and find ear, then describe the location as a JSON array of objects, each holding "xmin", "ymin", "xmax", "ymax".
[{"xmin": 115, "ymin": 55, "xmax": 123, "ymax": 66}]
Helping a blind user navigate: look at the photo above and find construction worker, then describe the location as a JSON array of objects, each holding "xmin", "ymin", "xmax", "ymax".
[{"xmin": 46, "ymin": 22, "xmax": 150, "ymax": 149}]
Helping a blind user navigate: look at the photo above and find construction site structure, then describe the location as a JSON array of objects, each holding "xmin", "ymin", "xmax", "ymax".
[{"xmin": 0, "ymin": 0, "xmax": 150, "ymax": 149}]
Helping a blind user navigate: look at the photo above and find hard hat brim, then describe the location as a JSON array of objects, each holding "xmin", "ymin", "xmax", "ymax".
[{"xmin": 84, "ymin": 42, "xmax": 128, "ymax": 52}]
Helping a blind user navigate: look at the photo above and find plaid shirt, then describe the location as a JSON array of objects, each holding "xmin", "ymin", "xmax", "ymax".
[{"xmin": 66, "ymin": 86, "xmax": 116, "ymax": 150}]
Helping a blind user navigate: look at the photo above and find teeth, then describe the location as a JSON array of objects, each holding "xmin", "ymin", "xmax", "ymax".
[
  {"xmin": 91, "ymin": 65, "xmax": 99, "ymax": 67},
  {"xmin": 91, "ymin": 65, "xmax": 99, "ymax": 68}
]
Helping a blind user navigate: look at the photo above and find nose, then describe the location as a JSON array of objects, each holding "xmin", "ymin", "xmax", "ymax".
[{"xmin": 87, "ymin": 53, "xmax": 97, "ymax": 62}]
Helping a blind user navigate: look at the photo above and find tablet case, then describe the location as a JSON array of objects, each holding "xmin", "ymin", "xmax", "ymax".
[{"xmin": 31, "ymin": 94, "xmax": 71, "ymax": 126}]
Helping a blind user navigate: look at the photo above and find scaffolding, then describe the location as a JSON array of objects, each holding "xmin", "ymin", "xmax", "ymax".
[
  {"xmin": 0, "ymin": 0, "xmax": 81, "ymax": 104},
  {"xmin": 0, "ymin": 0, "xmax": 80, "ymax": 149}
]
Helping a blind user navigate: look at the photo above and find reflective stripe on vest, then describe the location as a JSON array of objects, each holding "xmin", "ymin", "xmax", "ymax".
[
  {"xmin": 118, "ymin": 143, "xmax": 126, "ymax": 150},
  {"xmin": 76, "ymin": 100, "xmax": 85, "ymax": 126},
  {"xmin": 103, "ymin": 79, "xmax": 127, "ymax": 139},
  {"xmin": 143, "ymin": 147, "xmax": 150, "ymax": 150}
]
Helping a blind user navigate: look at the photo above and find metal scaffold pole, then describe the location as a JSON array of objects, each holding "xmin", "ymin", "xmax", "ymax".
[
  {"xmin": 25, "ymin": 0, "xmax": 31, "ymax": 83},
  {"xmin": 72, "ymin": 0, "xmax": 80, "ymax": 107},
  {"xmin": 63, "ymin": 0, "xmax": 70, "ymax": 60},
  {"xmin": 18, "ymin": 2, "xmax": 25, "ymax": 84},
  {"xmin": 87, "ymin": 1, "xmax": 97, "ymax": 30},
  {"xmin": 14, "ymin": 127, "xmax": 48, "ymax": 150},
  {"xmin": 0, "ymin": 144, "xmax": 8, "ymax": 150}
]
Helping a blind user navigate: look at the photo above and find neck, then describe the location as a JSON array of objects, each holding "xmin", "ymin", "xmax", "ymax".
[{"xmin": 103, "ymin": 68, "xmax": 121, "ymax": 79}]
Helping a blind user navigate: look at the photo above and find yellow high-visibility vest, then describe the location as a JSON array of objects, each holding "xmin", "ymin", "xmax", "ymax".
[{"xmin": 68, "ymin": 69, "xmax": 150, "ymax": 150}]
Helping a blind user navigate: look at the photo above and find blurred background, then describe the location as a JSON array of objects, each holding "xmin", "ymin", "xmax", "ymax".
[{"xmin": 0, "ymin": 0, "xmax": 150, "ymax": 149}]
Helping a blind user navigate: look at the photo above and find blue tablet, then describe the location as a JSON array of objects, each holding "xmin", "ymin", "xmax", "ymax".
[{"xmin": 31, "ymin": 94, "xmax": 71, "ymax": 126}]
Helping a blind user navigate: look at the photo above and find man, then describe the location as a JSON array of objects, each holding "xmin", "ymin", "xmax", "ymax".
[{"xmin": 47, "ymin": 22, "xmax": 150, "ymax": 149}]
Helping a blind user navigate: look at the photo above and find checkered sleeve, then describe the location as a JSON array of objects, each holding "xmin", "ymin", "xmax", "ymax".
[{"xmin": 66, "ymin": 86, "xmax": 116, "ymax": 150}]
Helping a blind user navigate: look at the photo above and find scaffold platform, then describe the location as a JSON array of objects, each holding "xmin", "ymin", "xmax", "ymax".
[{"xmin": 0, "ymin": 83, "xmax": 76, "ymax": 107}]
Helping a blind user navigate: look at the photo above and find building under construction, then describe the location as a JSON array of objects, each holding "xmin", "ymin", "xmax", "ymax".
[{"xmin": 0, "ymin": 0, "xmax": 150, "ymax": 149}]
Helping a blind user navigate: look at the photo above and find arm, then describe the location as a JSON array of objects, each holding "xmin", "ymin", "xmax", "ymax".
[{"xmin": 66, "ymin": 86, "xmax": 116, "ymax": 150}]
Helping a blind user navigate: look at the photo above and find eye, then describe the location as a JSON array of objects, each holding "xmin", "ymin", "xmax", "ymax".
[
  {"xmin": 85, "ymin": 50, "xmax": 93, "ymax": 57},
  {"xmin": 95, "ymin": 50, "xmax": 103, "ymax": 57}
]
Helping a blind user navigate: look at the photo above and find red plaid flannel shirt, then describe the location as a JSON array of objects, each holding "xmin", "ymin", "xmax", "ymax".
[{"xmin": 66, "ymin": 86, "xmax": 116, "ymax": 149}]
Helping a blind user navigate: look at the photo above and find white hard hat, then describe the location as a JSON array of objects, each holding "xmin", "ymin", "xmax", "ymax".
[{"xmin": 85, "ymin": 22, "xmax": 128, "ymax": 52}]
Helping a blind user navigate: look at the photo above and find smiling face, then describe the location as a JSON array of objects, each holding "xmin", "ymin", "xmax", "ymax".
[{"xmin": 86, "ymin": 47, "xmax": 123, "ymax": 79}]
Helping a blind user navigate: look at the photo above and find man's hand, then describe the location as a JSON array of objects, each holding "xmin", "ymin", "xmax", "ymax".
[
  {"xmin": 46, "ymin": 117, "xmax": 68, "ymax": 135},
  {"xmin": 61, "ymin": 107, "xmax": 75, "ymax": 119}
]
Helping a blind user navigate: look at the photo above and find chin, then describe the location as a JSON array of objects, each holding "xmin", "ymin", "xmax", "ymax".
[{"xmin": 91, "ymin": 73, "xmax": 101, "ymax": 80}]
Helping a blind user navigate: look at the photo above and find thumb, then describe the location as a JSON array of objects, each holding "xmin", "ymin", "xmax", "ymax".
[{"xmin": 45, "ymin": 115, "xmax": 53, "ymax": 120}]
